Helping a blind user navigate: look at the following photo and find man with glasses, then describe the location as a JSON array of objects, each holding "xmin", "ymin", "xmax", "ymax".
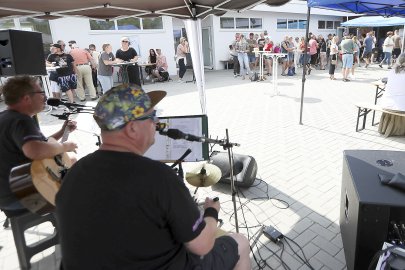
[
  {"xmin": 0, "ymin": 76, "xmax": 77, "ymax": 211},
  {"xmin": 56, "ymin": 84, "xmax": 251, "ymax": 270}
]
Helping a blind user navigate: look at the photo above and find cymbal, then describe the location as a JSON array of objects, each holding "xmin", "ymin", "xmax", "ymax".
[{"xmin": 185, "ymin": 163, "xmax": 222, "ymax": 187}]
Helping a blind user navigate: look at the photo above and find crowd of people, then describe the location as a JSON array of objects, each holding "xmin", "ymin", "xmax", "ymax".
[
  {"xmin": 44, "ymin": 37, "xmax": 170, "ymax": 103},
  {"xmin": 228, "ymin": 29, "xmax": 403, "ymax": 82}
]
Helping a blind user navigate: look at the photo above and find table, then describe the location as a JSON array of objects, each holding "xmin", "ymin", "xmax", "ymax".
[
  {"xmin": 370, "ymin": 79, "xmax": 386, "ymax": 125},
  {"xmin": 111, "ymin": 62, "xmax": 136, "ymax": 84},
  {"xmin": 256, "ymin": 51, "xmax": 287, "ymax": 95}
]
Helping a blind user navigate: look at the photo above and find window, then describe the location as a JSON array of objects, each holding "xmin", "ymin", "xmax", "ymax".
[
  {"xmin": 0, "ymin": 19, "xmax": 15, "ymax": 29},
  {"xmin": 318, "ymin": 20, "xmax": 326, "ymax": 29},
  {"xmin": 277, "ymin": 19, "xmax": 306, "ymax": 29},
  {"xmin": 319, "ymin": 20, "xmax": 340, "ymax": 29},
  {"xmin": 220, "ymin": 17, "xmax": 262, "ymax": 29},
  {"xmin": 298, "ymin": 20, "xmax": 307, "ymax": 29},
  {"xmin": 18, "ymin": 18, "xmax": 52, "ymax": 54},
  {"xmin": 90, "ymin": 17, "xmax": 163, "ymax": 30},
  {"xmin": 334, "ymin": 21, "xmax": 341, "ymax": 28},
  {"xmin": 142, "ymin": 18, "xmax": 163, "ymax": 30},
  {"xmin": 288, "ymin": 19, "xmax": 298, "ymax": 29},
  {"xmin": 277, "ymin": 19, "xmax": 287, "ymax": 29},
  {"xmin": 220, "ymin": 17, "xmax": 234, "ymax": 29},
  {"xmin": 117, "ymin": 18, "xmax": 140, "ymax": 30},
  {"xmin": 250, "ymin": 18, "xmax": 262, "ymax": 29},
  {"xmin": 235, "ymin": 18, "xmax": 249, "ymax": 29},
  {"xmin": 90, "ymin": 20, "xmax": 115, "ymax": 30}
]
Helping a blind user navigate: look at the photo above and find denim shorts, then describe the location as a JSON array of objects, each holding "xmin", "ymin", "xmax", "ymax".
[
  {"xmin": 342, "ymin": 54, "xmax": 353, "ymax": 68},
  {"xmin": 248, "ymin": 54, "xmax": 256, "ymax": 63}
]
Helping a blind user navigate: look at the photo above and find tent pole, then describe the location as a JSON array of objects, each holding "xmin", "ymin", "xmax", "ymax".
[
  {"xmin": 402, "ymin": 24, "xmax": 405, "ymax": 54},
  {"xmin": 300, "ymin": 6, "xmax": 311, "ymax": 125}
]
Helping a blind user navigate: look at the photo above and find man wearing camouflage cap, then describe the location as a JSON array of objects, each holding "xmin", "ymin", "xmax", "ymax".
[{"xmin": 56, "ymin": 84, "xmax": 251, "ymax": 270}]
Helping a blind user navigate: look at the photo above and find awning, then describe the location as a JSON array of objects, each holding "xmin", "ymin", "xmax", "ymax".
[
  {"xmin": 342, "ymin": 16, "xmax": 405, "ymax": 27},
  {"xmin": 307, "ymin": 0, "xmax": 405, "ymax": 18}
]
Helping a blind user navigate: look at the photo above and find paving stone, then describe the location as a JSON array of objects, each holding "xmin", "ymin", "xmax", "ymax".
[
  {"xmin": 313, "ymin": 250, "xmax": 345, "ymax": 270},
  {"xmin": 312, "ymin": 235, "xmax": 340, "ymax": 256}
]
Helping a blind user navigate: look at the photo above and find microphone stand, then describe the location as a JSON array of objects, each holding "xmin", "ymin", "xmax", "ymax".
[
  {"xmin": 221, "ymin": 129, "xmax": 239, "ymax": 233},
  {"xmin": 171, "ymin": 148, "xmax": 192, "ymax": 181}
]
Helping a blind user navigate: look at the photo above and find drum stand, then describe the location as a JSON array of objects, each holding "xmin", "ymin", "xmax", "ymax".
[{"xmin": 221, "ymin": 129, "xmax": 240, "ymax": 233}]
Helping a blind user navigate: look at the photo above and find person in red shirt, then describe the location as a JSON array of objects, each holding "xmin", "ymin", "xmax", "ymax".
[{"xmin": 263, "ymin": 38, "xmax": 273, "ymax": 75}]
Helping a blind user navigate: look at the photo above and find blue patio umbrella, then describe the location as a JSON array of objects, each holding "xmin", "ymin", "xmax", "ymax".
[{"xmin": 299, "ymin": 0, "xmax": 405, "ymax": 125}]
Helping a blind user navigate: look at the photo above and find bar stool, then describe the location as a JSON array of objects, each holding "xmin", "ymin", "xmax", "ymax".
[{"xmin": 2, "ymin": 209, "xmax": 59, "ymax": 270}]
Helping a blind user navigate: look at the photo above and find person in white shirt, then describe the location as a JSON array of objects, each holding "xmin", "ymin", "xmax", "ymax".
[
  {"xmin": 379, "ymin": 31, "xmax": 394, "ymax": 69},
  {"xmin": 379, "ymin": 53, "xmax": 405, "ymax": 136}
]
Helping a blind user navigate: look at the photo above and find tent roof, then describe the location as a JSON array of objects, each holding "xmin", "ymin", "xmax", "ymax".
[
  {"xmin": 342, "ymin": 16, "xmax": 405, "ymax": 27},
  {"xmin": 307, "ymin": 0, "xmax": 405, "ymax": 17},
  {"xmin": 0, "ymin": 0, "xmax": 290, "ymax": 20}
]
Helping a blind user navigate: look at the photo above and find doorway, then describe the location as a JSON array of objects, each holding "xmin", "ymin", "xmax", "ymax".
[{"xmin": 202, "ymin": 27, "xmax": 213, "ymax": 69}]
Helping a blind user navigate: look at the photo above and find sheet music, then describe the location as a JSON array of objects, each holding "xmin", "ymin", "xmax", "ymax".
[{"xmin": 145, "ymin": 115, "xmax": 208, "ymax": 162}]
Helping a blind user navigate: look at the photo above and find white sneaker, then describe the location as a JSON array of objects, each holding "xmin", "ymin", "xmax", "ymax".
[
  {"xmin": 178, "ymin": 79, "xmax": 184, "ymax": 83},
  {"xmin": 146, "ymin": 76, "xmax": 150, "ymax": 80}
]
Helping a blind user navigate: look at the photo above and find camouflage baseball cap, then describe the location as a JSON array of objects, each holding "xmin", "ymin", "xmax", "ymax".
[{"xmin": 93, "ymin": 84, "xmax": 166, "ymax": 131}]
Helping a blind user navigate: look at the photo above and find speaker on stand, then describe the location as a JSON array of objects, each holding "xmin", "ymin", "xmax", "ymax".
[
  {"xmin": 0, "ymin": 29, "xmax": 46, "ymax": 76},
  {"xmin": 210, "ymin": 151, "xmax": 257, "ymax": 188}
]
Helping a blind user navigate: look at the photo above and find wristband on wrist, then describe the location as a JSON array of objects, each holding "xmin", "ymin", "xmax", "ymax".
[{"xmin": 203, "ymin": 207, "xmax": 218, "ymax": 222}]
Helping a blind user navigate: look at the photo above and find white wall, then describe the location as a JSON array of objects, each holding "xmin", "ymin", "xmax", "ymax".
[{"xmin": 49, "ymin": 16, "xmax": 177, "ymax": 75}]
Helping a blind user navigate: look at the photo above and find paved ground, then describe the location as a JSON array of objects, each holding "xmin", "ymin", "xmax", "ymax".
[{"xmin": 0, "ymin": 63, "xmax": 404, "ymax": 270}]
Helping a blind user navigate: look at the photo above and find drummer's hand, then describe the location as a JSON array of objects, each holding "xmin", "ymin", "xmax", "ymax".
[
  {"xmin": 204, "ymin": 197, "xmax": 220, "ymax": 213},
  {"xmin": 62, "ymin": 120, "xmax": 77, "ymax": 133}
]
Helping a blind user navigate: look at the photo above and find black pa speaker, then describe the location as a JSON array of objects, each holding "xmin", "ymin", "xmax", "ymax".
[
  {"xmin": 0, "ymin": 29, "xmax": 46, "ymax": 76},
  {"xmin": 340, "ymin": 150, "xmax": 405, "ymax": 270},
  {"xmin": 210, "ymin": 151, "xmax": 257, "ymax": 187}
]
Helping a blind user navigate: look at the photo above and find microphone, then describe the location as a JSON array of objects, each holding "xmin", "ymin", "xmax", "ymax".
[
  {"xmin": 47, "ymin": 98, "xmax": 88, "ymax": 108},
  {"xmin": 159, "ymin": 129, "xmax": 219, "ymax": 144},
  {"xmin": 155, "ymin": 122, "xmax": 166, "ymax": 132}
]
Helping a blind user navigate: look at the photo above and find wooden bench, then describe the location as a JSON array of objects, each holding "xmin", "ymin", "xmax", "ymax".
[{"xmin": 355, "ymin": 102, "xmax": 405, "ymax": 132}]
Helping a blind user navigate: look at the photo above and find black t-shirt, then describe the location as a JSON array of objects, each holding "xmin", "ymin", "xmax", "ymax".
[
  {"xmin": 0, "ymin": 110, "xmax": 46, "ymax": 206},
  {"xmin": 56, "ymin": 150, "xmax": 205, "ymax": 269},
  {"xmin": 47, "ymin": 53, "xmax": 75, "ymax": 77},
  {"xmin": 116, "ymin": 47, "xmax": 138, "ymax": 62}
]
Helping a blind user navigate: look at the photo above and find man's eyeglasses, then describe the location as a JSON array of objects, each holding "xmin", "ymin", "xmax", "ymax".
[
  {"xmin": 135, "ymin": 110, "xmax": 158, "ymax": 122},
  {"xmin": 30, "ymin": 91, "xmax": 46, "ymax": 95},
  {"xmin": 122, "ymin": 40, "xmax": 129, "ymax": 43}
]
